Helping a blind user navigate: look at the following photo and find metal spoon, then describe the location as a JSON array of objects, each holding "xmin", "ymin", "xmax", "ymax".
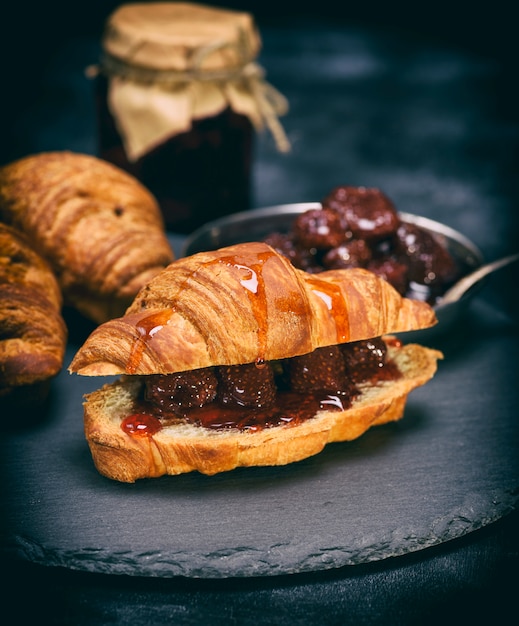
[{"xmin": 439, "ymin": 251, "xmax": 519, "ymax": 305}]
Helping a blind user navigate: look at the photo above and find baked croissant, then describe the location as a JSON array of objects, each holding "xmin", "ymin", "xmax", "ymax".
[
  {"xmin": 70, "ymin": 242, "xmax": 437, "ymax": 376},
  {"xmin": 0, "ymin": 151, "xmax": 174, "ymax": 323},
  {"xmin": 69, "ymin": 243, "xmax": 442, "ymax": 481},
  {"xmin": 0, "ymin": 223, "xmax": 67, "ymax": 404}
]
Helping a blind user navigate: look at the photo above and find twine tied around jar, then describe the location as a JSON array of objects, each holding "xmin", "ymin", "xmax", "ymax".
[{"xmin": 87, "ymin": 38, "xmax": 291, "ymax": 160}]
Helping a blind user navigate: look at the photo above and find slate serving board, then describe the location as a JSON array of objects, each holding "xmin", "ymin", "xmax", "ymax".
[
  {"xmin": 1, "ymin": 292, "xmax": 518, "ymax": 579},
  {"xmin": 1, "ymin": 23, "xmax": 518, "ymax": 579}
]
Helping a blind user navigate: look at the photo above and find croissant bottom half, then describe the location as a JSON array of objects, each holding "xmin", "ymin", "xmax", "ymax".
[{"xmin": 82, "ymin": 342, "xmax": 442, "ymax": 481}]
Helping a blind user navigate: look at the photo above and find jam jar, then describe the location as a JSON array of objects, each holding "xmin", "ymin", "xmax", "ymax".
[{"xmin": 94, "ymin": 2, "xmax": 290, "ymax": 234}]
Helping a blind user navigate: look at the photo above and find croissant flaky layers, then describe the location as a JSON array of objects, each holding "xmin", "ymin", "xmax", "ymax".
[
  {"xmin": 0, "ymin": 223, "xmax": 67, "ymax": 402},
  {"xmin": 70, "ymin": 242, "xmax": 437, "ymax": 376},
  {"xmin": 0, "ymin": 151, "xmax": 174, "ymax": 323}
]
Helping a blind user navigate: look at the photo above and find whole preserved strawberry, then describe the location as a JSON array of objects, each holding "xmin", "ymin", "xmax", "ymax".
[
  {"xmin": 395, "ymin": 222, "xmax": 458, "ymax": 288},
  {"xmin": 322, "ymin": 185, "xmax": 400, "ymax": 241},
  {"xmin": 288, "ymin": 345, "xmax": 358, "ymax": 399},
  {"xmin": 217, "ymin": 362, "xmax": 276, "ymax": 409},
  {"xmin": 323, "ymin": 239, "xmax": 372, "ymax": 269},
  {"xmin": 144, "ymin": 369, "xmax": 218, "ymax": 416},
  {"xmin": 264, "ymin": 232, "xmax": 322, "ymax": 273},
  {"xmin": 341, "ymin": 338, "xmax": 389, "ymax": 383},
  {"xmin": 293, "ymin": 207, "xmax": 349, "ymax": 249}
]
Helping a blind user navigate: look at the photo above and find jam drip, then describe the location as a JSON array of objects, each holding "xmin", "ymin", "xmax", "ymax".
[{"xmin": 127, "ymin": 337, "xmax": 400, "ymax": 435}]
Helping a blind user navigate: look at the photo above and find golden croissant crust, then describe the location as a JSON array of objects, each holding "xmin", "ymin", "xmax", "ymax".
[
  {"xmin": 0, "ymin": 223, "xmax": 67, "ymax": 399},
  {"xmin": 69, "ymin": 242, "xmax": 437, "ymax": 376},
  {"xmin": 0, "ymin": 151, "xmax": 174, "ymax": 323}
]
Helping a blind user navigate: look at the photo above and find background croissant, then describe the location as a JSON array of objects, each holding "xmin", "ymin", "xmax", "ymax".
[
  {"xmin": 0, "ymin": 151, "xmax": 174, "ymax": 324},
  {"xmin": 0, "ymin": 223, "xmax": 67, "ymax": 404}
]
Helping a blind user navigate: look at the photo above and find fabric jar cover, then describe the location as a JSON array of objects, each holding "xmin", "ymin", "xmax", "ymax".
[{"xmin": 95, "ymin": 2, "xmax": 290, "ymax": 161}]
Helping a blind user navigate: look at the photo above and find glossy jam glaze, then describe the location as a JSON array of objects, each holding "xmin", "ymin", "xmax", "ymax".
[
  {"xmin": 144, "ymin": 390, "xmax": 348, "ymax": 433},
  {"xmin": 306, "ymin": 275, "xmax": 351, "ymax": 344},
  {"xmin": 126, "ymin": 310, "xmax": 173, "ymax": 374},
  {"xmin": 217, "ymin": 253, "xmax": 272, "ymax": 363}
]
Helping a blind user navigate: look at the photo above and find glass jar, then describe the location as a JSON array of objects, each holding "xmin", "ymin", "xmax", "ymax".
[{"xmin": 93, "ymin": 2, "xmax": 290, "ymax": 234}]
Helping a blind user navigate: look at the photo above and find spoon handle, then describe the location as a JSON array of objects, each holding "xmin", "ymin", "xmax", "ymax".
[{"xmin": 440, "ymin": 252, "xmax": 519, "ymax": 305}]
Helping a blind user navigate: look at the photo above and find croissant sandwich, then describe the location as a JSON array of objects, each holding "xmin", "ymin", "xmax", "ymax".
[
  {"xmin": 1, "ymin": 223, "xmax": 67, "ymax": 405},
  {"xmin": 69, "ymin": 242, "xmax": 443, "ymax": 482},
  {"xmin": 0, "ymin": 151, "xmax": 174, "ymax": 323}
]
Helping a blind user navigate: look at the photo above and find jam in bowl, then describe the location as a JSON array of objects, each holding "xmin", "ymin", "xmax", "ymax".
[{"xmin": 183, "ymin": 191, "xmax": 484, "ymax": 336}]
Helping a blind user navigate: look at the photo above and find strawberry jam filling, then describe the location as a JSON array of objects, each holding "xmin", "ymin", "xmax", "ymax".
[{"xmin": 123, "ymin": 337, "xmax": 401, "ymax": 435}]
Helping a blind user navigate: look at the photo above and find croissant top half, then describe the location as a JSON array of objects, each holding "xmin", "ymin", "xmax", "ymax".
[
  {"xmin": 0, "ymin": 151, "xmax": 174, "ymax": 323},
  {"xmin": 69, "ymin": 242, "xmax": 437, "ymax": 376}
]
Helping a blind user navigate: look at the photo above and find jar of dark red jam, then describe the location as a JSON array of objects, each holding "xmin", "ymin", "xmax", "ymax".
[{"xmin": 93, "ymin": 2, "xmax": 290, "ymax": 234}]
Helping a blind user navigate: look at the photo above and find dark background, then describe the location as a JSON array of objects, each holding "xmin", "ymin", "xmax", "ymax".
[
  {"xmin": 1, "ymin": 0, "xmax": 515, "ymax": 165},
  {"xmin": 1, "ymin": 3, "xmax": 518, "ymax": 624}
]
